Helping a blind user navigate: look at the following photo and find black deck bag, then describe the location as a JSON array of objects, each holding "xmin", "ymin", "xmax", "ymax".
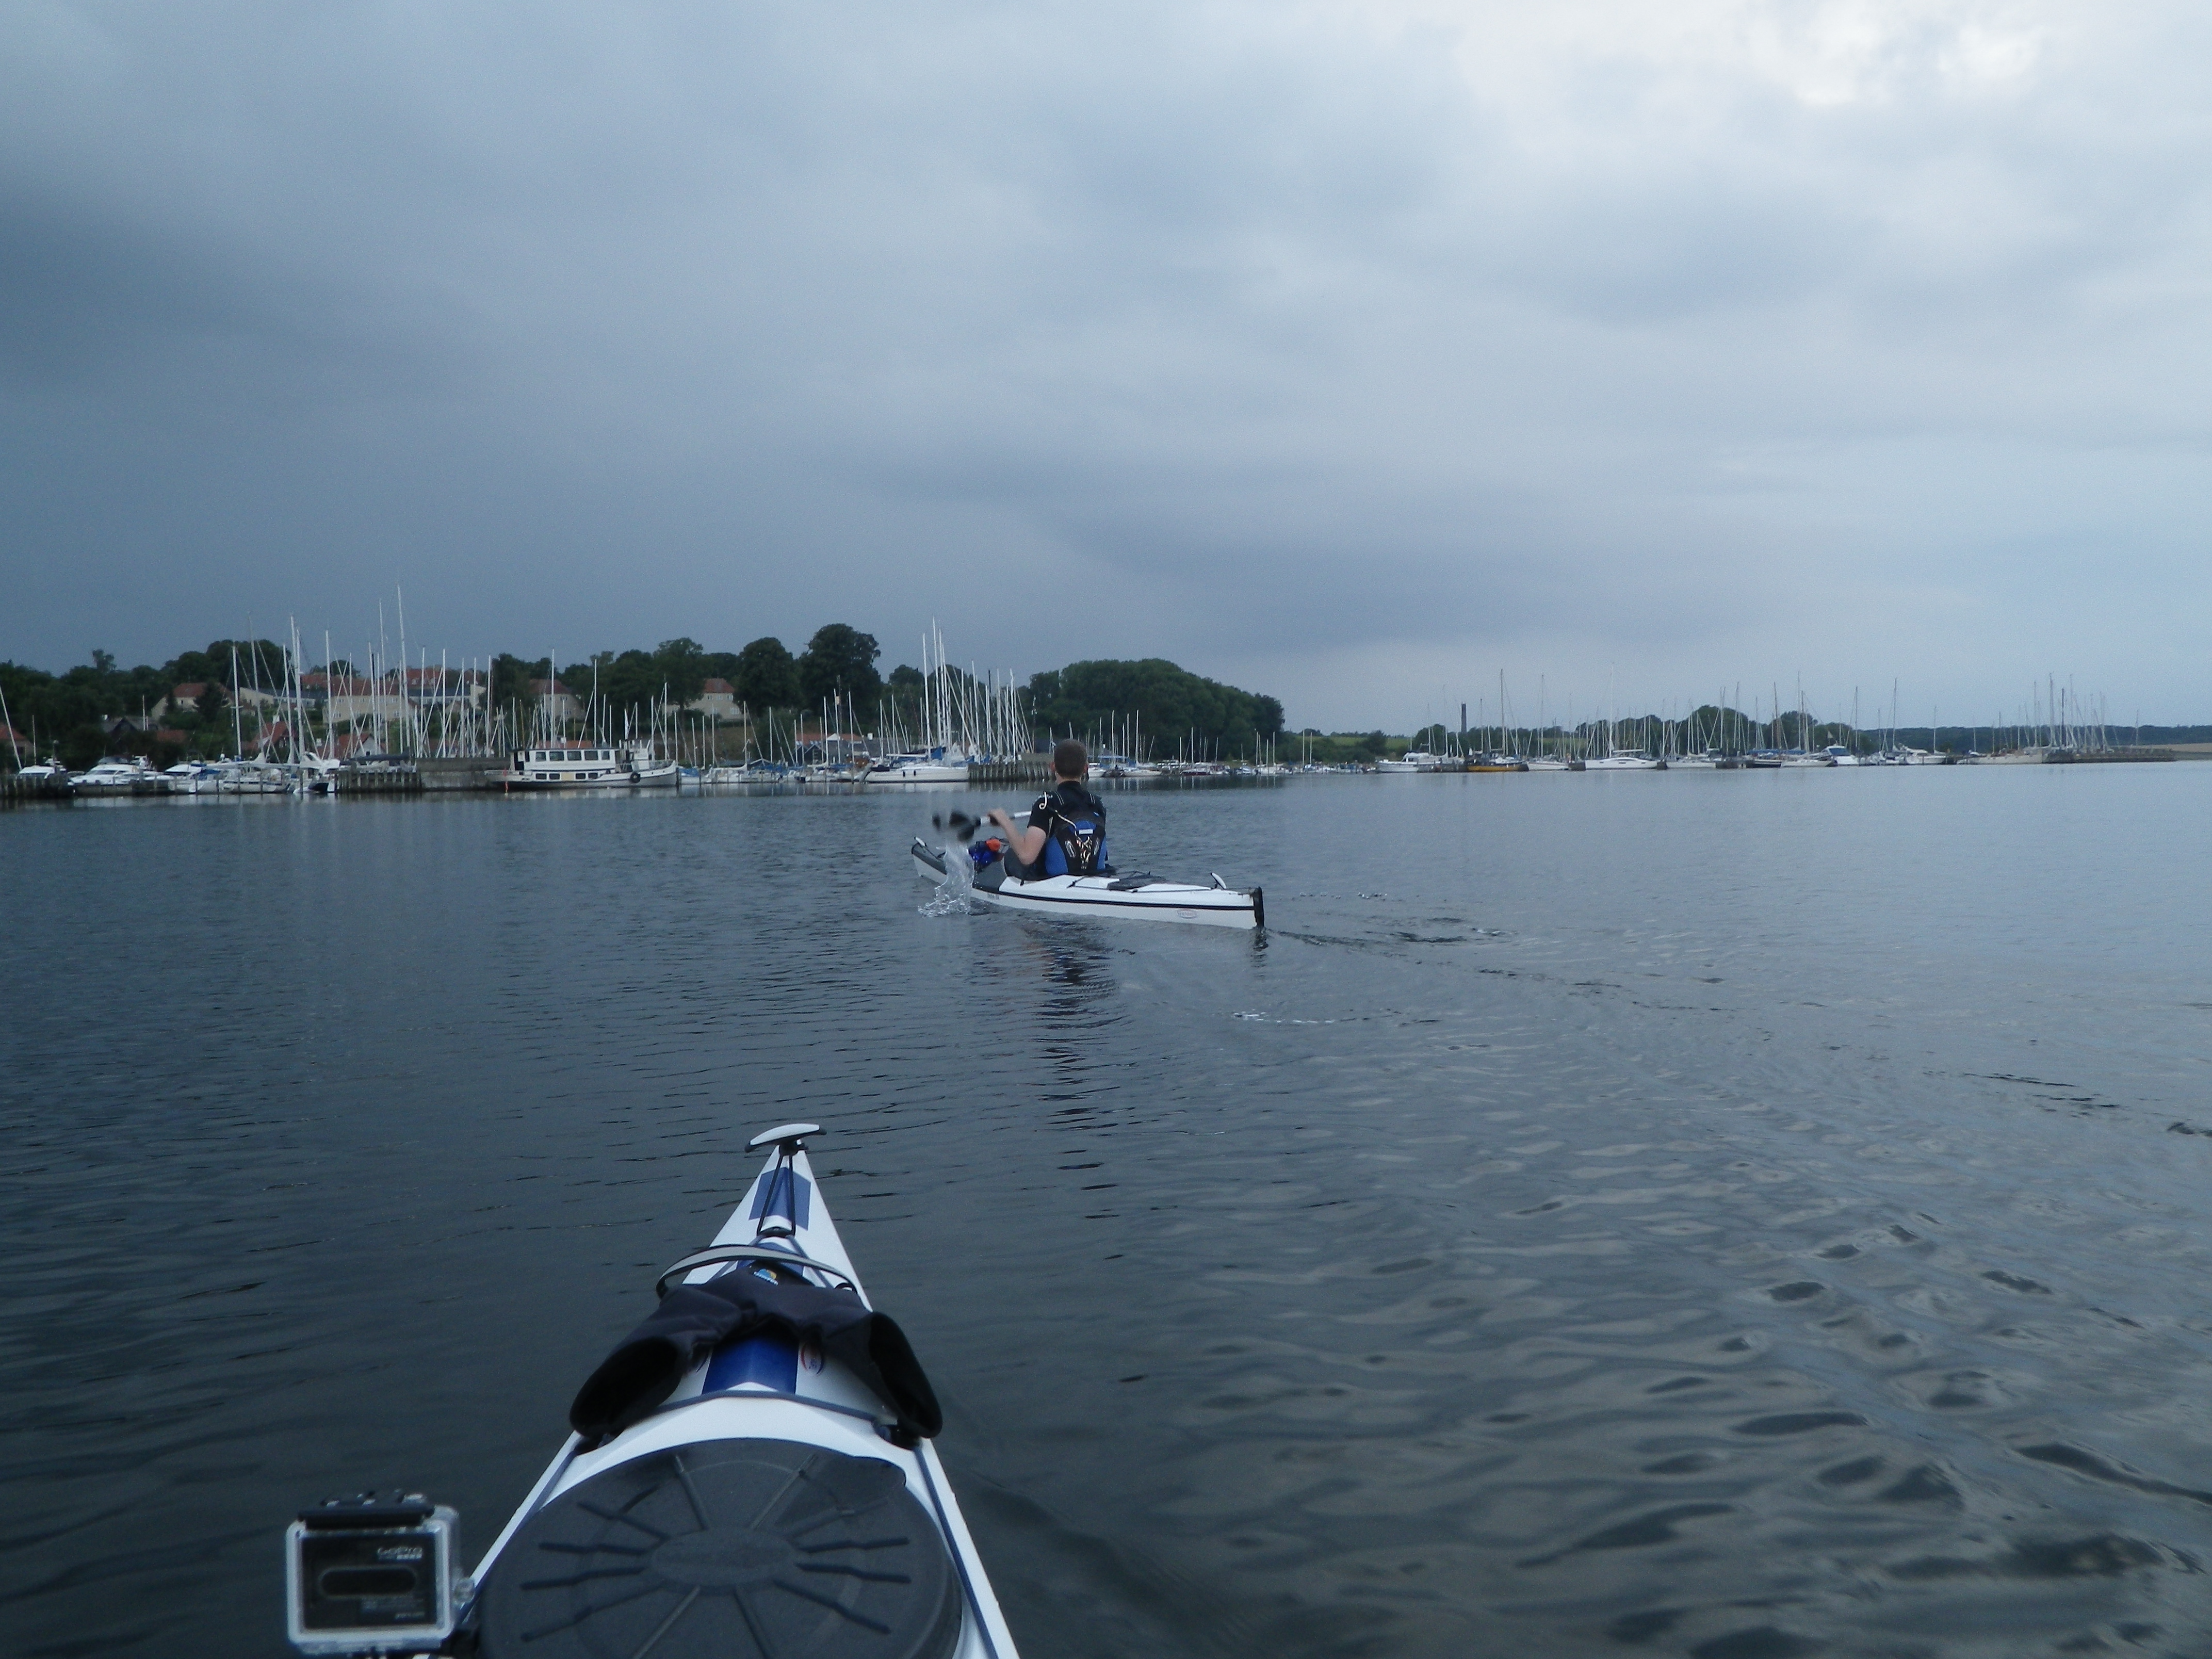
[{"xmin": 570, "ymin": 1272, "xmax": 941, "ymax": 1443}]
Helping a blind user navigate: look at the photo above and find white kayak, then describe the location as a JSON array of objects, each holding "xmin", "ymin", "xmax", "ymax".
[
  {"xmin": 286, "ymin": 1124, "xmax": 1018, "ymax": 1659},
  {"xmin": 912, "ymin": 837, "xmax": 1263, "ymax": 930}
]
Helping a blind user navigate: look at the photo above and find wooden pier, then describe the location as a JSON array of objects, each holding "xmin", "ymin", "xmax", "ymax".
[
  {"xmin": 2045, "ymin": 747, "xmax": 2175, "ymax": 764},
  {"xmin": 418, "ymin": 757, "xmax": 509, "ymax": 791},
  {"xmin": 968, "ymin": 756, "xmax": 1051, "ymax": 787},
  {"xmin": 1, "ymin": 774, "xmax": 72, "ymax": 805},
  {"xmin": 333, "ymin": 764, "xmax": 422, "ymax": 795}
]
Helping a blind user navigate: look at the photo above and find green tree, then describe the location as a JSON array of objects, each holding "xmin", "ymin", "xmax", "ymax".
[
  {"xmin": 653, "ymin": 637, "xmax": 709, "ymax": 707},
  {"xmin": 1025, "ymin": 659, "xmax": 1284, "ymax": 754},
  {"xmin": 733, "ymin": 637, "xmax": 800, "ymax": 710},
  {"xmin": 196, "ymin": 682, "xmax": 228, "ymax": 726},
  {"xmin": 796, "ymin": 624, "xmax": 881, "ymax": 707},
  {"xmin": 568, "ymin": 650, "xmax": 650, "ymax": 717},
  {"xmin": 491, "ymin": 654, "xmax": 547, "ymax": 710}
]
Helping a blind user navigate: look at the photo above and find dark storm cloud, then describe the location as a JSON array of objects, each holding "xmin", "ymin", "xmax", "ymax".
[{"xmin": 4, "ymin": 1, "xmax": 2210, "ymax": 725}]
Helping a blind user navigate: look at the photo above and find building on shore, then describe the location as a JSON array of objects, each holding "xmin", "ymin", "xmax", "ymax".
[
  {"xmin": 688, "ymin": 678, "xmax": 741, "ymax": 723},
  {"xmin": 527, "ymin": 679, "xmax": 583, "ymax": 723}
]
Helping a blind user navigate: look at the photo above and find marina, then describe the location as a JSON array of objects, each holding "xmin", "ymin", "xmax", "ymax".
[{"xmin": 9, "ymin": 620, "xmax": 2188, "ymax": 810}]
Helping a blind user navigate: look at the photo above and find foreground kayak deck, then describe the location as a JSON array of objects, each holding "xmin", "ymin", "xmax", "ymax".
[
  {"xmin": 912, "ymin": 839, "xmax": 1263, "ymax": 930},
  {"xmin": 463, "ymin": 1125, "xmax": 1018, "ymax": 1659}
]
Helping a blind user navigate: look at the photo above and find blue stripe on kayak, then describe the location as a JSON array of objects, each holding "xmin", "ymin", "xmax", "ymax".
[
  {"xmin": 703, "ymin": 1331, "xmax": 798, "ymax": 1394},
  {"xmin": 750, "ymin": 1167, "xmax": 811, "ymax": 1229}
]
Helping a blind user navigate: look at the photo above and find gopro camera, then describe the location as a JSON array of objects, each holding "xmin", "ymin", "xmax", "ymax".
[{"xmin": 285, "ymin": 1492, "xmax": 459, "ymax": 1655}]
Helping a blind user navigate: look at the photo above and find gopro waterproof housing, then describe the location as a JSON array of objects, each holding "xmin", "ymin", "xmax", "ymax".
[{"xmin": 285, "ymin": 1492, "xmax": 459, "ymax": 1655}]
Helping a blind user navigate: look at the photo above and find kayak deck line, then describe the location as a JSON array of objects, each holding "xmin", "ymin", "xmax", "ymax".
[
  {"xmin": 654, "ymin": 1244, "xmax": 857, "ymax": 1296},
  {"xmin": 293, "ymin": 1125, "xmax": 1018, "ymax": 1659}
]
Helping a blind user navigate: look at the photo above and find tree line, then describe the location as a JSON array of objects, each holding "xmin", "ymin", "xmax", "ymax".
[
  {"xmin": 2, "ymin": 626, "xmax": 1290, "ymax": 766},
  {"xmin": 490, "ymin": 624, "xmax": 887, "ymax": 720},
  {"xmin": 491, "ymin": 636, "xmax": 1290, "ymax": 756},
  {"xmin": 0, "ymin": 640, "xmax": 292, "ymax": 766},
  {"xmin": 1026, "ymin": 659, "xmax": 1285, "ymax": 754}
]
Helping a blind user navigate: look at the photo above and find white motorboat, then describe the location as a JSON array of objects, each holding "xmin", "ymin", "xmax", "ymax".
[
  {"xmin": 912, "ymin": 838, "xmax": 1262, "ymax": 929},
  {"xmin": 1096, "ymin": 754, "xmax": 1162, "ymax": 780},
  {"xmin": 284, "ymin": 1123, "xmax": 1019, "ymax": 1659},
  {"xmin": 505, "ymin": 743, "xmax": 681, "ymax": 790},
  {"xmin": 702, "ymin": 761, "xmax": 795, "ymax": 784},
  {"xmin": 864, "ymin": 750, "xmax": 970, "ymax": 785},
  {"xmin": 216, "ymin": 758, "xmax": 295, "ymax": 793},
  {"xmin": 72, "ymin": 756, "xmax": 171, "ymax": 794},
  {"xmin": 297, "ymin": 754, "xmax": 344, "ymax": 794},
  {"xmin": 1375, "ymin": 749, "xmax": 1439, "ymax": 773},
  {"xmin": 13, "ymin": 758, "xmax": 72, "ymax": 790},
  {"xmin": 1584, "ymin": 755, "xmax": 1667, "ymax": 771}
]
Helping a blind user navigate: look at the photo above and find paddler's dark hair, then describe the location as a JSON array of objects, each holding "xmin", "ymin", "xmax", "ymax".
[{"xmin": 1052, "ymin": 739, "xmax": 1088, "ymax": 779}]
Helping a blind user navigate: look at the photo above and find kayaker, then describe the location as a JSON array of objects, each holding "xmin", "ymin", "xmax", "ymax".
[{"xmin": 986, "ymin": 739, "xmax": 1111, "ymax": 878}]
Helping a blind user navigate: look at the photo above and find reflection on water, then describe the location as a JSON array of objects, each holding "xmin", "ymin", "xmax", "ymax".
[{"xmin": 6, "ymin": 770, "xmax": 2212, "ymax": 1656}]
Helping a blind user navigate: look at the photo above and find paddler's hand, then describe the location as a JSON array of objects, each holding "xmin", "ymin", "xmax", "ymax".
[{"xmin": 985, "ymin": 808, "xmax": 1016, "ymax": 834}]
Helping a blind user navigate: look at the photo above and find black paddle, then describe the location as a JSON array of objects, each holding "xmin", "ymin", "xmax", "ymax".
[{"xmin": 932, "ymin": 810, "xmax": 987, "ymax": 843}]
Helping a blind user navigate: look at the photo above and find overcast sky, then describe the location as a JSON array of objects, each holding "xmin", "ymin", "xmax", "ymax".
[{"xmin": 5, "ymin": 1, "xmax": 2208, "ymax": 729}]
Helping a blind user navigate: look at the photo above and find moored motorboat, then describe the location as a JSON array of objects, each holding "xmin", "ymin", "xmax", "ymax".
[
  {"xmin": 864, "ymin": 749, "xmax": 971, "ymax": 785},
  {"xmin": 505, "ymin": 743, "xmax": 681, "ymax": 790},
  {"xmin": 215, "ymin": 757, "xmax": 295, "ymax": 793},
  {"xmin": 912, "ymin": 838, "xmax": 1262, "ymax": 929},
  {"xmin": 285, "ymin": 1123, "xmax": 1018, "ymax": 1659},
  {"xmin": 72, "ymin": 756, "xmax": 172, "ymax": 794},
  {"xmin": 1374, "ymin": 749, "xmax": 1437, "ymax": 773}
]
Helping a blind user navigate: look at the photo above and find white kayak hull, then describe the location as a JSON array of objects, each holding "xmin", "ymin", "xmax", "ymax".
[
  {"xmin": 912, "ymin": 839, "xmax": 1262, "ymax": 929},
  {"xmin": 463, "ymin": 1128, "xmax": 1018, "ymax": 1659}
]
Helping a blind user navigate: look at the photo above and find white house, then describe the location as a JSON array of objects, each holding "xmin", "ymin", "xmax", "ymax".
[
  {"xmin": 529, "ymin": 679, "xmax": 583, "ymax": 722},
  {"xmin": 687, "ymin": 677, "xmax": 741, "ymax": 723}
]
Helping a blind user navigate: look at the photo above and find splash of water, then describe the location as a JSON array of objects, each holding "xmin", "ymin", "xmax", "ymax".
[{"xmin": 918, "ymin": 842, "xmax": 978, "ymax": 916}]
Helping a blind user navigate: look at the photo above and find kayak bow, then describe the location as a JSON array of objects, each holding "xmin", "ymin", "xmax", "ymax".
[{"xmin": 288, "ymin": 1124, "xmax": 1018, "ymax": 1659}]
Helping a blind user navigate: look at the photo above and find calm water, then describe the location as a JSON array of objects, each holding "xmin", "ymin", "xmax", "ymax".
[{"xmin": 7, "ymin": 769, "xmax": 2212, "ymax": 1658}]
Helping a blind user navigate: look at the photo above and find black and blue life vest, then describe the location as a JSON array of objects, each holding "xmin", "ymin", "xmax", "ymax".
[{"xmin": 1036, "ymin": 784, "xmax": 1109, "ymax": 876}]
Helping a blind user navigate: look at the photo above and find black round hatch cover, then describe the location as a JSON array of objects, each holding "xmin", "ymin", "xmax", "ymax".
[{"xmin": 477, "ymin": 1438, "xmax": 962, "ymax": 1659}]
